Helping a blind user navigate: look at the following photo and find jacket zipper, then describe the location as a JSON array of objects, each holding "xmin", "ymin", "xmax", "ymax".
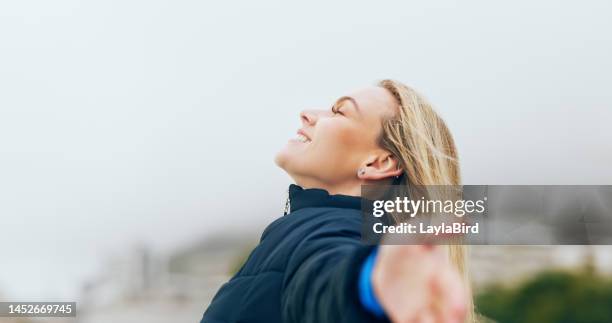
[{"xmin": 283, "ymin": 188, "xmax": 291, "ymax": 215}]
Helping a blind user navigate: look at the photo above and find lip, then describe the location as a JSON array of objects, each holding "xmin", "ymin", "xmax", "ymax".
[{"xmin": 297, "ymin": 129, "xmax": 311, "ymax": 141}]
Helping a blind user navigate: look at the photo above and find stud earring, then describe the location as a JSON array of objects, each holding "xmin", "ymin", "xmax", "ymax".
[{"xmin": 358, "ymin": 168, "xmax": 366, "ymax": 176}]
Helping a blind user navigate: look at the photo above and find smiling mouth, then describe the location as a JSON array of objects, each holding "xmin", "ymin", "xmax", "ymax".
[{"xmin": 295, "ymin": 133, "xmax": 311, "ymax": 143}]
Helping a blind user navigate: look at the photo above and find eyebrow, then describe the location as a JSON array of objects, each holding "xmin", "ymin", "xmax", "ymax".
[{"xmin": 333, "ymin": 96, "xmax": 361, "ymax": 114}]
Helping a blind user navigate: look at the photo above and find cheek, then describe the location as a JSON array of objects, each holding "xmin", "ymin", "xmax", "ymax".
[
  {"xmin": 326, "ymin": 121, "xmax": 372, "ymax": 151},
  {"xmin": 276, "ymin": 119, "xmax": 378, "ymax": 180},
  {"xmin": 311, "ymin": 122, "xmax": 365, "ymax": 163}
]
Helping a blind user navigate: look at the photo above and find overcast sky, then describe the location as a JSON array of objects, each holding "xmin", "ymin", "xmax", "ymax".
[{"xmin": 1, "ymin": 0, "xmax": 611, "ymax": 299}]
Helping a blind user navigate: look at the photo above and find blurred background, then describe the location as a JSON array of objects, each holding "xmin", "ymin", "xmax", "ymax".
[{"xmin": 1, "ymin": 0, "xmax": 611, "ymax": 322}]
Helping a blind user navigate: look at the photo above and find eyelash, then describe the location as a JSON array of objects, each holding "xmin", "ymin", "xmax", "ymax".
[{"xmin": 331, "ymin": 105, "xmax": 343, "ymax": 115}]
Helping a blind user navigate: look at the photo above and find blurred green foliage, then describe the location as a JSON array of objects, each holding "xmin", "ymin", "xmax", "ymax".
[{"xmin": 476, "ymin": 268, "xmax": 612, "ymax": 323}]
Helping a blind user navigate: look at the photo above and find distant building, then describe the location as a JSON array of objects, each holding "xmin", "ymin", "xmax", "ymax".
[
  {"xmin": 163, "ymin": 234, "xmax": 257, "ymax": 303},
  {"xmin": 78, "ymin": 234, "xmax": 257, "ymax": 323}
]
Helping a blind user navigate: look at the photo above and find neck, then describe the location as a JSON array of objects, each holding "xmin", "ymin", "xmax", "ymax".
[
  {"xmin": 291, "ymin": 175, "xmax": 397, "ymax": 197},
  {"xmin": 291, "ymin": 176, "xmax": 362, "ymax": 197}
]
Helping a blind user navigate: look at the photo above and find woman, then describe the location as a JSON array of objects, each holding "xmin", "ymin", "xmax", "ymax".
[{"xmin": 200, "ymin": 80, "xmax": 472, "ymax": 323}]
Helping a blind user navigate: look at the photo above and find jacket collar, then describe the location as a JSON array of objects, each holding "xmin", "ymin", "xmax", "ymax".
[{"xmin": 287, "ymin": 184, "xmax": 362, "ymax": 214}]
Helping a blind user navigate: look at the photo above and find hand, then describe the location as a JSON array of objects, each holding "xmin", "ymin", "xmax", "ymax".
[{"xmin": 371, "ymin": 245, "xmax": 468, "ymax": 323}]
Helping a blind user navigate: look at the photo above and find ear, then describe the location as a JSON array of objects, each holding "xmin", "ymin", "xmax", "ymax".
[{"xmin": 357, "ymin": 152, "xmax": 403, "ymax": 180}]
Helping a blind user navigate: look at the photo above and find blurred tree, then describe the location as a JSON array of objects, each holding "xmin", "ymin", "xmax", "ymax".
[{"xmin": 476, "ymin": 266, "xmax": 612, "ymax": 323}]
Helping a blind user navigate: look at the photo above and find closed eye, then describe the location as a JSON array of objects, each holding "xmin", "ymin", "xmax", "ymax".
[{"xmin": 331, "ymin": 105, "xmax": 344, "ymax": 115}]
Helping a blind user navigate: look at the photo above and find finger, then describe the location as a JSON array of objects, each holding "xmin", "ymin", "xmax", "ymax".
[
  {"xmin": 408, "ymin": 248, "xmax": 447, "ymax": 323},
  {"xmin": 380, "ymin": 246, "xmax": 438, "ymax": 323},
  {"xmin": 431, "ymin": 267, "xmax": 468, "ymax": 323},
  {"xmin": 400, "ymin": 308, "xmax": 431, "ymax": 323},
  {"xmin": 417, "ymin": 310, "xmax": 436, "ymax": 323}
]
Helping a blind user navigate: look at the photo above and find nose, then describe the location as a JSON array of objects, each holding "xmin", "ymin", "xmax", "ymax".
[{"xmin": 300, "ymin": 109, "xmax": 318, "ymax": 126}]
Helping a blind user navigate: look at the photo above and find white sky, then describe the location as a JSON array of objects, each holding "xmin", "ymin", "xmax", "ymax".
[{"xmin": 1, "ymin": 0, "xmax": 611, "ymax": 299}]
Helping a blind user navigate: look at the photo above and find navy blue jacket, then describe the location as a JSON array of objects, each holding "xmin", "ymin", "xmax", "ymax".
[{"xmin": 200, "ymin": 184, "xmax": 389, "ymax": 323}]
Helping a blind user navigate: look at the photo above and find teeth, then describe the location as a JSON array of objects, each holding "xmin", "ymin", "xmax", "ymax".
[{"xmin": 296, "ymin": 134, "xmax": 311, "ymax": 143}]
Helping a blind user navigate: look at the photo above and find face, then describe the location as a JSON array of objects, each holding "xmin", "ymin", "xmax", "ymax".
[{"xmin": 275, "ymin": 86, "xmax": 399, "ymax": 194}]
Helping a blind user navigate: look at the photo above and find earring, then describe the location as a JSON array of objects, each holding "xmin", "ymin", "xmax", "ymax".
[{"xmin": 358, "ymin": 168, "xmax": 366, "ymax": 176}]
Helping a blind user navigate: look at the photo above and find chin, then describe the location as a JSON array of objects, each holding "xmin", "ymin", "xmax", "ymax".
[
  {"xmin": 275, "ymin": 141, "xmax": 300, "ymax": 166},
  {"xmin": 275, "ymin": 148, "xmax": 307, "ymax": 179},
  {"xmin": 274, "ymin": 147, "xmax": 291, "ymax": 170},
  {"xmin": 274, "ymin": 152, "xmax": 285, "ymax": 168}
]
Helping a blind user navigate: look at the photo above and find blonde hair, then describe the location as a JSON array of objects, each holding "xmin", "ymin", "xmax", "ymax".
[{"xmin": 377, "ymin": 79, "xmax": 474, "ymax": 322}]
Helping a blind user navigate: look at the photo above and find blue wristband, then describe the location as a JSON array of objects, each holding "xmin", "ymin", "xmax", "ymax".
[{"xmin": 358, "ymin": 249, "xmax": 386, "ymax": 318}]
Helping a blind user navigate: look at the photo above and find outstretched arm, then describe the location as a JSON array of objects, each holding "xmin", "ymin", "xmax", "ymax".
[{"xmin": 281, "ymin": 214, "xmax": 467, "ymax": 323}]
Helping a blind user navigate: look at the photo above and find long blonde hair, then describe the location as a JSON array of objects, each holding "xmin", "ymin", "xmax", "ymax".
[{"xmin": 377, "ymin": 79, "xmax": 474, "ymax": 322}]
